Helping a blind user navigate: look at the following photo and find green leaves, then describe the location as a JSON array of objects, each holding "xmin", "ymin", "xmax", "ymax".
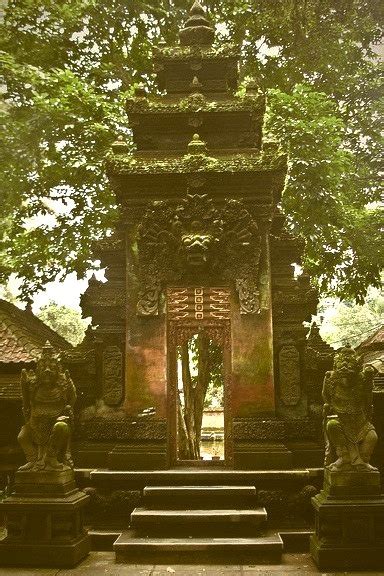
[
  {"xmin": 265, "ymin": 84, "xmax": 383, "ymax": 301},
  {"xmin": 0, "ymin": 0, "xmax": 382, "ymax": 301},
  {"xmin": 36, "ymin": 300, "xmax": 88, "ymax": 346}
]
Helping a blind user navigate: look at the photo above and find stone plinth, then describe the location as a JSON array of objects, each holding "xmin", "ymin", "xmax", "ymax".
[
  {"xmin": 0, "ymin": 468, "xmax": 90, "ymax": 567},
  {"xmin": 310, "ymin": 469, "xmax": 384, "ymax": 569}
]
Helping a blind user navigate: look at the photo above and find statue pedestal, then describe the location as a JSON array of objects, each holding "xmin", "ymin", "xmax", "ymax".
[
  {"xmin": 310, "ymin": 469, "xmax": 384, "ymax": 569},
  {"xmin": 0, "ymin": 468, "xmax": 90, "ymax": 567}
]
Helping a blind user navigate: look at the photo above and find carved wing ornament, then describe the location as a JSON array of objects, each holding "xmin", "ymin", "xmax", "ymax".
[{"xmin": 136, "ymin": 194, "xmax": 263, "ymax": 316}]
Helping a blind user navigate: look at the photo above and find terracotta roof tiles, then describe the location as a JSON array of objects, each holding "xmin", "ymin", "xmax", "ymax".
[{"xmin": 0, "ymin": 299, "xmax": 72, "ymax": 364}]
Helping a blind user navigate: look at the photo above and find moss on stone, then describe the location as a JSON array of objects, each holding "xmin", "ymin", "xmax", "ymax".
[
  {"xmin": 153, "ymin": 43, "xmax": 240, "ymax": 60},
  {"xmin": 125, "ymin": 92, "xmax": 264, "ymax": 115},
  {"xmin": 106, "ymin": 150, "xmax": 286, "ymax": 176}
]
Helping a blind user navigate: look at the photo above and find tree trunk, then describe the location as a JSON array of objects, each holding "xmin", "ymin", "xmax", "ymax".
[{"xmin": 178, "ymin": 334, "xmax": 212, "ymax": 460}]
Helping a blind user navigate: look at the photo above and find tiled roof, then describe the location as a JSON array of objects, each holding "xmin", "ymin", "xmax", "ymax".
[
  {"xmin": 0, "ymin": 299, "xmax": 72, "ymax": 364},
  {"xmin": 357, "ymin": 325, "xmax": 384, "ymax": 350}
]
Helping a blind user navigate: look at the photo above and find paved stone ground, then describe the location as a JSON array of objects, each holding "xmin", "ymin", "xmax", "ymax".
[{"xmin": 0, "ymin": 552, "xmax": 383, "ymax": 576}]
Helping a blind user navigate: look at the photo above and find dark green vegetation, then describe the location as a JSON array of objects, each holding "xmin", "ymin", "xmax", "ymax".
[{"xmin": 1, "ymin": 0, "xmax": 383, "ymax": 301}]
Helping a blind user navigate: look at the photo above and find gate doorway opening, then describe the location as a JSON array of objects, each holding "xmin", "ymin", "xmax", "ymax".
[
  {"xmin": 176, "ymin": 333, "xmax": 224, "ymax": 462},
  {"xmin": 167, "ymin": 286, "xmax": 232, "ymax": 467}
]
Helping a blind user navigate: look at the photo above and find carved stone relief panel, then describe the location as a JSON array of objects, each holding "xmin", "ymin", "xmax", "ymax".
[
  {"xmin": 278, "ymin": 340, "xmax": 301, "ymax": 406},
  {"xmin": 102, "ymin": 345, "xmax": 123, "ymax": 406},
  {"xmin": 136, "ymin": 194, "xmax": 263, "ymax": 316},
  {"xmin": 167, "ymin": 286, "xmax": 231, "ymax": 347},
  {"xmin": 167, "ymin": 286, "xmax": 230, "ymax": 321}
]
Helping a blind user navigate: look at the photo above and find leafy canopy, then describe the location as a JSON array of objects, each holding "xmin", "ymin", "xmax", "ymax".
[
  {"xmin": 0, "ymin": 0, "xmax": 383, "ymax": 302},
  {"xmin": 36, "ymin": 300, "xmax": 88, "ymax": 346},
  {"xmin": 316, "ymin": 285, "xmax": 384, "ymax": 349}
]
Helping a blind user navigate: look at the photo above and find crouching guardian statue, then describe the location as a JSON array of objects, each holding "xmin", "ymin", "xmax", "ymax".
[
  {"xmin": 18, "ymin": 341, "xmax": 76, "ymax": 471},
  {"xmin": 322, "ymin": 345, "xmax": 377, "ymax": 472}
]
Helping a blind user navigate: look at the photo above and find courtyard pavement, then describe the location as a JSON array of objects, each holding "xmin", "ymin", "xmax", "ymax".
[{"xmin": 0, "ymin": 552, "xmax": 383, "ymax": 576}]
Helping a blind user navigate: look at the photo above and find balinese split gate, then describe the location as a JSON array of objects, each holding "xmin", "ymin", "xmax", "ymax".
[
  {"xmin": 3, "ymin": 1, "xmax": 384, "ymax": 567},
  {"xmin": 77, "ymin": 2, "xmax": 327, "ymax": 476}
]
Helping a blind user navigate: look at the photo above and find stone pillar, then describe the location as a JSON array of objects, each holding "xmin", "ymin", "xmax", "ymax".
[
  {"xmin": 0, "ymin": 469, "xmax": 90, "ymax": 567},
  {"xmin": 310, "ymin": 469, "xmax": 384, "ymax": 570}
]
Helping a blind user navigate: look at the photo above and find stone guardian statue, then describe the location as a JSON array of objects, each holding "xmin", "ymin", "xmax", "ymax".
[
  {"xmin": 18, "ymin": 341, "xmax": 76, "ymax": 471},
  {"xmin": 322, "ymin": 346, "xmax": 377, "ymax": 472}
]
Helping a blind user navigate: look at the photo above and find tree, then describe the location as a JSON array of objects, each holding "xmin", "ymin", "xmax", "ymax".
[
  {"xmin": 317, "ymin": 286, "xmax": 384, "ymax": 349},
  {"xmin": 36, "ymin": 301, "xmax": 88, "ymax": 346},
  {"xmin": 177, "ymin": 333, "xmax": 224, "ymax": 460},
  {"xmin": 0, "ymin": 0, "xmax": 383, "ymax": 301}
]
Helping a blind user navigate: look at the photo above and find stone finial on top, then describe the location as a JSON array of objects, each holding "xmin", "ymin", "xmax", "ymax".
[
  {"xmin": 111, "ymin": 135, "xmax": 130, "ymax": 154},
  {"xmin": 187, "ymin": 133, "xmax": 208, "ymax": 154},
  {"xmin": 42, "ymin": 339, "xmax": 54, "ymax": 356},
  {"xmin": 179, "ymin": 1, "xmax": 215, "ymax": 46}
]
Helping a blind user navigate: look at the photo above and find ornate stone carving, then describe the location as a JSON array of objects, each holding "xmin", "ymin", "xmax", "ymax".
[
  {"xmin": 279, "ymin": 338, "xmax": 301, "ymax": 406},
  {"xmin": 322, "ymin": 346, "xmax": 378, "ymax": 472},
  {"xmin": 79, "ymin": 418, "xmax": 167, "ymax": 441},
  {"xmin": 102, "ymin": 345, "xmax": 123, "ymax": 406},
  {"xmin": 137, "ymin": 272, "xmax": 162, "ymax": 316},
  {"xmin": 235, "ymin": 278, "xmax": 259, "ymax": 315},
  {"xmin": 174, "ymin": 193, "xmax": 221, "ymax": 267},
  {"xmin": 233, "ymin": 418, "xmax": 285, "ymax": 441},
  {"xmin": 136, "ymin": 194, "xmax": 262, "ymax": 316},
  {"xmin": 167, "ymin": 287, "xmax": 230, "ymax": 321},
  {"xmin": 220, "ymin": 199, "xmax": 261, "ymax": 314},
  {"xmin": 168, "ymin": 318, "xmax": 231, "ymax": 349},
  {"xmin": 187, "ymin": 174, "xmax": 206, "ymax": 189},
  {"xmin": 305, "ymin": 322, "xmax": 335, "ymax": 370},
  {"xmin": 18, "ymin": 341, "xmax": 76, "ymax": 471}
]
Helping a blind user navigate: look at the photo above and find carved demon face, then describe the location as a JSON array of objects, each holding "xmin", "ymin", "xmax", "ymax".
[{"xmin": 181, "ymin": 221, "xmax": 214, "ymax": 267}]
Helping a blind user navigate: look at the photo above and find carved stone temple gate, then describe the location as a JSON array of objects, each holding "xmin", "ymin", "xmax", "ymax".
[{"xmin": 73, "ymin": 2, "xmax": 327, "ymax": 471}]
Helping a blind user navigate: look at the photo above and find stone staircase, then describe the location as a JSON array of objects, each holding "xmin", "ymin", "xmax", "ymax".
[{"xmin": 114, "ymin": 485, "xmax": 283, "ymax": 563}]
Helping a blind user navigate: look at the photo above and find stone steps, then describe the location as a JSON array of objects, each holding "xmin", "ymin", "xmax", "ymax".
[
  {"xmin": 89, "ymin": 468, "xmax": 323, "ymax": 491},
  {"xmin": 143, "ymin": 485, "xmax": 257, "ymax": 508},
  {"xmin": 89, "ymin": 527, "xmax": 312, "ymax": 552},
  {"xmin": 131, "ymin": 506, "xmax": 267, "ymax": 534},
  {"xmin": 114, "ymin": 531, "xmax": 283, "ymax": 564},
  {"xmin": 113, "ymin": 484, "xmax": 283, "ymax": 563}
]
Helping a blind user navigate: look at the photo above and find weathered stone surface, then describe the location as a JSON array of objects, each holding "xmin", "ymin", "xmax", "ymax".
[
  {"xmin": 278, "ymin": 340, "xmax": 301, "ymax": 406},
  {"xmin": 323, "ymin": 468, "xmax": 381, "ymax": 497},
  {"xmin": 310, "ymin": 490, "xmax": 384, "ymax": 569},
  {"xmin": 72, "ymin": 0, "xmax": 320, "ymax": 469},
  {"xmin": 79, "ymin": 418, "xmax": 167, "ymax": 441},
  {"xmin": 84, "ymin": 487, "xmax": 141, "ymax": 529},
  {"xmin": 102, "ymin": 345, "xmax": 123, "ymax": 406},
  {"xmin": 0, "ymin": 469, "xmax": 90, "ymax": 567},
  {"xmin": 14, "ymin": 468, "xmax": 76, "ymax": 496},
  {"xmin": 179, "ymin": 1, "xmax": 215, "ymax": 47},
  {"xmin": 233, "ymin": 419, "xmax": 284, "ymax": 441},
  {"xmin": 136, "ymin": 194, "xmax": 262, "ymax": 317}
]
